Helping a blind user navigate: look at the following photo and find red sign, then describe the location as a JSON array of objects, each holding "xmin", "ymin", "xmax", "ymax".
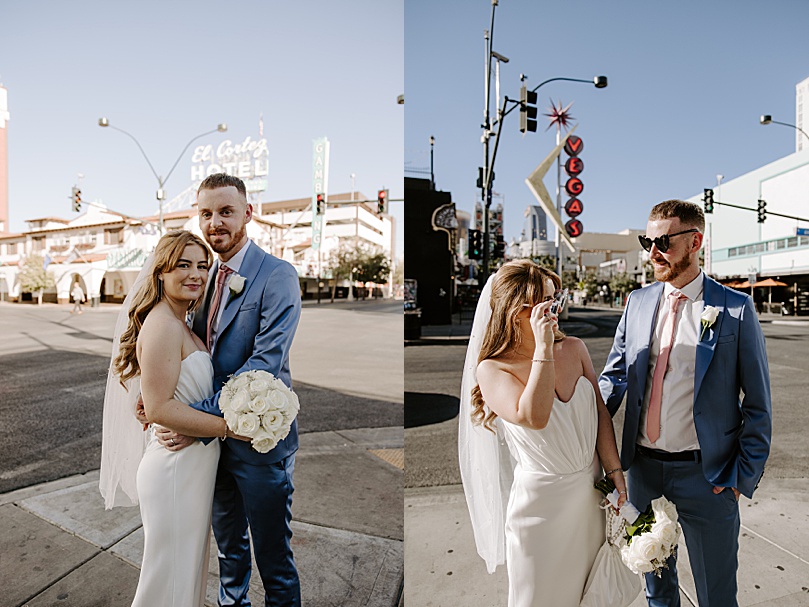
[
  {"xmin": 565, "ymin": 219, "xmax": 584, "ymax": 238},
  {"xmin": 565, "ymin": 177, "xmax": 584, "ymax": 197},
  {"xmin": 564, "ymin": 197, "xmax": 584, "ymax": 218},
  {"xmin": 565, "ymin": 157, "xmax": 584, "ymax": 176},
  {"xmin": 564, "ymin": 135, "xmax": 583, "ymax": 156}
]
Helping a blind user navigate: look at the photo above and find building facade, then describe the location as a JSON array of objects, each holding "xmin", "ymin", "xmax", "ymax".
[{"xmin": 0, "ymin": 191, "xmax": 394, "ymax": 304}]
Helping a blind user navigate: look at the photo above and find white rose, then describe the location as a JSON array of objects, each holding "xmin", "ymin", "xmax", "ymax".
[
  {"xmin": 268, "ymin": 390, "xmax": 290, "ymax": 411},
  {"xmin": 621, "ymin": 541, "xmax": 656, "ymax": 575},
  {"xmin": 249, "ymin": 396, "xmax": 271, "ymax": 415},
  {"xmin": 701, "ymin": 305, "xmax": 719, "ymax": 325},
  {"xmin": 231, "ymin": 374, "xmax": 251, "ymax": 391},
  {"xmin": 236, "ymin": 412, "xmax": 261, "ymax": 437},
  {"xmin": 229, "ymin": 274, "xmax": 246, "ymax": 295},
  {"xmin": 219, "ymin": 388, "xmax": 233, "ymax": 410},
  {"xmin": 223, "ymin": 409, "xmax": 239, "ymax": 429},
  {"xmin": 623, "ymin": 534, "xmax": 664, "ymax": 574},
  {"xmin": 249, "ymin": 379, "xmax": 271, "ymax": 396},
  {"xmin": 651, "ymin": 520, "xmax": 679, "ymax": 549},
  {"xmin": 652, "ymin": 497, "xmax": 679, "ymax": 524},
  {"xmin": 251, "ymin": 428, "xmax": 278, "ymax": 454},
  {"xmin": 230, "ymin": 390, "xmax": 252, "ymax": 413},
  {"xmin": 262, "ymin": 410, "xmax": 286, "ymax": 434}
]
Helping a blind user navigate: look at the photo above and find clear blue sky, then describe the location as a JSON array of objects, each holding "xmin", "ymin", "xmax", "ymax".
[
  {"xmin": 406, "ymin": 0, "xmax": 809, "ymax": 243},
  {"xmin": 2, "ymin": 0, "xmax": 403, "ymax": 254}
]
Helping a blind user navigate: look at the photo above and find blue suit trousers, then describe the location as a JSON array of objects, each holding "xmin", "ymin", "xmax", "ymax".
[
  {"xmin": 628, "ymin": 450, "xmax": 740, "ymax": 607},
  {"xmin": 212, "ymin": 446, "xmax": 300, "ymax": 607}
]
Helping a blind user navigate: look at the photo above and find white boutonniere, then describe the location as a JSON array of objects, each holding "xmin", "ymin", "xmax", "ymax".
[
  {"xmin": 229, "ymin": 274, "xmax": 246, "ymax": 297},
  {"xmin": 700, "ymin": 305, "xmax": 719, "ymax": 340}
]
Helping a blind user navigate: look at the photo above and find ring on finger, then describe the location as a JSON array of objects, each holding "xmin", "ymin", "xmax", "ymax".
[{"xmin": 170, "ymin": 438, "xmax": 176, "ymax": 446}]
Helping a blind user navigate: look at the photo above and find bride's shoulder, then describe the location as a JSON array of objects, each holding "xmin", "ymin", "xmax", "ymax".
[
  {"xmin": 477, "ymin": 354, "xmax": 518, "ymax": 377},
  {"xmin": 139, "ymin": 305, "xmax": 185, "ymax": 341}
]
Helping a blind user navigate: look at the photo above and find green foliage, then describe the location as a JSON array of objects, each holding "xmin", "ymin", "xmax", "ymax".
[
  {"xmin": 576, "ymin": 270, "xmax": 600, "ymax": 299},
  {"xmin": 356, "ymin": 249, "xmax": 391, "ymax": 284},
  {"xmin": 19, "ymin": 254, "xmax": 56, "ymax": 294},
  {"xmin": 609, "ymin": 272, "xmax": 640, "ymax": 298}
]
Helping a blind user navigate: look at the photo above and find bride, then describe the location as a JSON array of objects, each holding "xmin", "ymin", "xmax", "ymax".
[
  {"xmin": 459, "ymin": 260, "xmax": 627, "ymax": 607},
  {"xmin": 99, "ymin": 230, "xmax": 247, "ymax": 607}
]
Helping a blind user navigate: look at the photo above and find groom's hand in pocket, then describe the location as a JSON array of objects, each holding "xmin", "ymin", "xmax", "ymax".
[
  {"xmin": 713, "ymin": 486, "xmax": 741, "ymax": 501},
  {"xmin": 155, "ymin": 427, "xmax": 195, "ymax": 452}
]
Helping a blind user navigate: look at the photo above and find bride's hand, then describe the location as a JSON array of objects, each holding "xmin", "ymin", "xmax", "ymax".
[
  {"xmin": 529, "ymin": 300, "xmax": 557, "ymax": 350},
  {"xmin": 611, "ymin": 472, "xmax": 628, "ymax": 508},
  {"xmin": 155, "ymin": 427, "xmax": 195, "ymax": 451}
]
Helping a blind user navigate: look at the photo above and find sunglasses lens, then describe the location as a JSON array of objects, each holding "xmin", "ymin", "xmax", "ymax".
[
  {"xmin": 639, "ymin": 236, "xmax": 652, "ymax": 251},
  {"xmin": 656, "ymin": 236, "xmax": 670, "ymax": 253}
]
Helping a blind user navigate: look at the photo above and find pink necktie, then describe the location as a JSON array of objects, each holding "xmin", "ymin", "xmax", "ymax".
[
  {"xmin": 646, "ymin": 290, "xmax": 687, "ymax": 444},
  {"xmin": 207, "ymin": 265, "xmax": 234, "ymax": 351}
]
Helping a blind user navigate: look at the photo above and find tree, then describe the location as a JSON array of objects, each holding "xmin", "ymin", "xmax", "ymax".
[
  {"xmin": 19, "ymin": 254, "xmax": 56, "ymax": 305},
  {"xmin": 529, "ymin": 254, "xmax": 557, "ymax": 273},
  {"xmin": 326, "ymin": 241, "xmax": 392, "ymax": 301},
  {"xmin": 326, "ymin": 241, "xmax": 359, "ymax": 303},
  {"xmin": 355, "ymin": 247, "xmax": 391, "ymax": 298},
  {"xmin": 576, "ymin": 270, "xmax": 600, "ymax": 300},
  {"xmin": 609, "ymin": 272, "xmax": 640, "ymax": 305}
]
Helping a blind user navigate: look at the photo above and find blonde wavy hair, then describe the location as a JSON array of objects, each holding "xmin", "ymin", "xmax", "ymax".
[
  {"xmin": 471, "ymin": 259, "xmax": 566, "ymax": 431},
  {"xmin": 113, "ymin": 230, "xmax": 212, "ymax": 386}
]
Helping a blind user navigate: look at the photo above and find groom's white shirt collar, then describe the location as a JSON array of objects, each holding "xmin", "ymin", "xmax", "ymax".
[{"xmin": 662, "ymin": 270, "xmax": 704, "ymax": 303}]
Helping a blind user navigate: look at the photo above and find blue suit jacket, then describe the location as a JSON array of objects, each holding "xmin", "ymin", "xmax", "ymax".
[
  {"xmin": 190, "ymin": 240, "xmax": 301, "ymax": 465},
  {"xmin": 598, "ymin": 274, "xmax": 771, "ymax": 498}
]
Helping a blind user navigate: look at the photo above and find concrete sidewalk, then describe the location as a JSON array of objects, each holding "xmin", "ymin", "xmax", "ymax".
[
  {"xmin": 405, "ymin": 479, "xmax": 809, "ymax": 607},
  {"xmin": 2, "ymin": 426, "xmax": 403, "ymax": 607}
]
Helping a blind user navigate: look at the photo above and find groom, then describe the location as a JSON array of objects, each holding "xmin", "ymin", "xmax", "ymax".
[
  {"xmin": 599, "ymin": 200, "xmax": 771, "ymax": 606},
  {"xmin": 157, "ymin": 173, "xmax": 302, "ymax": 606}
]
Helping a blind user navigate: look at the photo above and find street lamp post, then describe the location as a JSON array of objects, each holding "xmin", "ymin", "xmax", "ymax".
[
  {"xmin": 760, "ymin": 114, "xmax": 809, "ymax": 147},
  {"xmin": 98, "ymin": 118, "xmax": 227, "ymax": 234},
  {"xmin": 479, "ymin": 66, "xmax": 607, "ymax": 284}
]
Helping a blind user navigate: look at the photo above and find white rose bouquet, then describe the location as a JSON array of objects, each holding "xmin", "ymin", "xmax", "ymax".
[
  {"xmin": 219, "ymin": 369, "xmax": 300, "ymax": 453},
  {"xmin": 595, "ymin": 477, "xmax": 681, "ymax": 577}
]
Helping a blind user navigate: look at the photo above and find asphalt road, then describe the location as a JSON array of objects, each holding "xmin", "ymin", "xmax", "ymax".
[
  {"xmin": 405, "ymin": 307, "xmax": 809, "ymax": 488},
  {"xmin": 0, "ymin": 300, "xmax": 403, "ymax": 493}
]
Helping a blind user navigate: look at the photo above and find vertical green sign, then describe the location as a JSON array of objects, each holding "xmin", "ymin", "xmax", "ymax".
[{"xmin": 311, "ymin": 137, "xmax": 329, "ymax": 251}]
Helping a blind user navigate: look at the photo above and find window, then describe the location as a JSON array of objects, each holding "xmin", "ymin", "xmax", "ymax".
[
  {"xmin": 32, "ymin": 237, "xmax": 45, "ymax": 251},
  {"xmin": 105, "ymin": 228, "xmax": 123, "ymax": 245}
]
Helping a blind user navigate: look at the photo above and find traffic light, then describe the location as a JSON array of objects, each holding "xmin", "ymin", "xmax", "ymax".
[
  {"xmin": 71, "ymin": 187, "xmax": 82, "ymax": 212},
  {"xmin": 757, "ymin": 199, "xmax": 767, "ymax": 223},
  {"xmin": 476, "ymin": 167, "xmax": 494, "ymax": 189},
  {"xmin": 493, "ymin": 236, "xmax": 506, "ymax": 259},
  {"xmin": 468, "ymin": 229, "xmax": 483, "ymax": 260},
  {"xmin": 519, "ymin": 85, "xmax": 538, "ymax": 134},
  {"xmin": 315, "ymin": 192, "xmax": 325, "ymax": 215},
  {"xmin": 703, "ymin": 188, "xmax": 714, "ymax": 214},
  {"xmin": 377, "ymin": 189, "xmax": 388, "ymax": 215}
]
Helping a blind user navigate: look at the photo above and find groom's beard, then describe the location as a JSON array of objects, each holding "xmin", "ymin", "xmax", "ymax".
[
  {"xmin": 652, "ymin": 252, "xmax": 691, "ymax": 283},
  {"xmin": 207, "ymin": 224, "xmax": 247, "ymax": 256}
]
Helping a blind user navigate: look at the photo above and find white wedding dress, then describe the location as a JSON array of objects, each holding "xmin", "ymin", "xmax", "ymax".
[
  {"xmin": 500, "ymin": 375, "xmax": 605, "ymax": 607},
  {"xmin": 131, "ymin": 350, "xmax": 220, "ymax": 607}
]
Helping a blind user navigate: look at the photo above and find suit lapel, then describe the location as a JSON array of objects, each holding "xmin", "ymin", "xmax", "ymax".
[
  {"xmin": 216, "ymin": 241, "xmax": 263, "ymax": 341},
  {"xmin": 694, "ymin": 275, "xmax": 726, "ymax": 403},
  {"xmin": 192, "ymin": 259, "xmax": 218, "ymax": 339},
  {"xmin": 634, "ymin": 282, "xmax": 664, "ymax": 391}
]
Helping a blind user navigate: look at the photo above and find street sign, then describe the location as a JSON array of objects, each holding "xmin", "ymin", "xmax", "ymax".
[
  {"xmin": 565, "ymin": 219, "xmax": 583, "ymax": 238},
  {"xmin": 565, "ymin": 177, "xmax": 584, "ymax": 197},
  {"xmin": 564, "ymin": 197, "xmax": 584, "ymax": 218},
  {"xmin": 564, "ymin": 135, "xmax": 583, "ymax": 156},
  {"xmin": 565, "ymin": 156, "xmax": 583, "ymax": 176},
  {"xmin": 796, "ymin": 227, "xmax": 809, "ymax": 237}
]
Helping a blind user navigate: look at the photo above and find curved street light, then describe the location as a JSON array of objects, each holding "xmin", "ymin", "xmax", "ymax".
[
  {"xmin": 98, "ymin": 118, "xmax": 227, "ymax": 234},
  {"xmin": 759, "ymin": 114, "xmax": 809, "ymax": 146}
]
